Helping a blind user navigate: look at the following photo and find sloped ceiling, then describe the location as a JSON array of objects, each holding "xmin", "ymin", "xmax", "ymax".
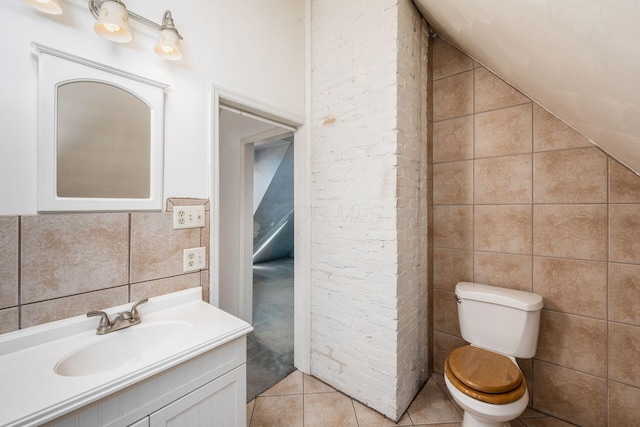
[{"xmin": 414, "ymin": 0, "xmax": 640, "ymax": 175}]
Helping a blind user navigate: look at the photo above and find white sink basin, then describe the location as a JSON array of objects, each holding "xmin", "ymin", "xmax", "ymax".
[
  {"xmin": 54, "ymin": 321, "xmax": 193, "ymax": 377},
  {"xmin": 0, "ymin": 287, "xmax": 253, "ymax": 427}
]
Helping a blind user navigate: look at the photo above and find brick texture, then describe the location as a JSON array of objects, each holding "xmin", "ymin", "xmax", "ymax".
[{"xmin": 310, "ymin": 0, "xmax": 429, "ymax": 420}]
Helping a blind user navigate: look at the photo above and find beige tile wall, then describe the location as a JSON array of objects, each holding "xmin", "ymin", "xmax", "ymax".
[
  {"xmin": 0, "ymin": 199, "xmax": 209, "ymax": 332},
  {"xmin": 431, "ymin": 37, "xmax": 640, "ymax": 426},
  {"xmin": 426, "ymin": 35, "xmax": 434, "ymax": 375}
]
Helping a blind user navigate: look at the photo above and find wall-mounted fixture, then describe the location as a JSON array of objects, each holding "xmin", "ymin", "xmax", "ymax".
[
  {"xmin": 21, "ymin": 0, "xmax": 62, "ymax": 15},
  {"xmin": 21, "ymin": 0, "xmax": 183, "ymax": 61}
]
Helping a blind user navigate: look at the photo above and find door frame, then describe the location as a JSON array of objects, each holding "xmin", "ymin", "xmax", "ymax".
[{"xmin": 209, "ymin": 85, "xmax": 311, "ymax": 373}]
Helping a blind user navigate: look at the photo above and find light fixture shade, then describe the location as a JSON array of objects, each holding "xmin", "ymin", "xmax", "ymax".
[
  {"xmin": 154, "ymin": 28, "xmax": 183, "ymax": 61},
  {"xmin": 94, "ymin": 0, "xmax": 133, "ymax": 43},
  {"xmin": 22, "ymin": 0, "xmax": 62, "ymax": 15}
]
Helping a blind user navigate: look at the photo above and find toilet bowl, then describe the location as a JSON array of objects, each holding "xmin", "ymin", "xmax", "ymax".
[
  {"xmin": 444, "ymin": 282, "xmax": 543, "ymax": 427},
  {"xmin": 444, "ymin": 345, "xmax": 529, "ymax": 427}
]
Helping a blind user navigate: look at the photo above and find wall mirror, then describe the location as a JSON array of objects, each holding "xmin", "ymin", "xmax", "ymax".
[{"xmin": 35, "ymin": 44, "xmax": 167, "ymax": 211}]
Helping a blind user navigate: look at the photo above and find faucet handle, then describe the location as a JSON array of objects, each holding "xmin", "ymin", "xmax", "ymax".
[
  {"xmin": 130, "ymin": 298, "xmax": 149, "ymax": 321},
  {"xmin": 87, "ymin": 311, "xmax": 111, "ymax": 331}
]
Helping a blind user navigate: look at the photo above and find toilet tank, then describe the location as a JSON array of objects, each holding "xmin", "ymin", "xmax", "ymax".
[{"xmin": 456, "ymin": 282, "xmax": 544, "ymax": 359}]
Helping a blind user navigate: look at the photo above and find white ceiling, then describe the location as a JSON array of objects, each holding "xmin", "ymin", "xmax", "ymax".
[{"xmin": 414, "ymin": 0, "xmax": 640, "ymax": 175}]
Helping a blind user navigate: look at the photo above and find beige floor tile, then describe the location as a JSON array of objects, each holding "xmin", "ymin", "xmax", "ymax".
[
  {"xmin": 414, "ymin": 424, "xmax": 461, "ymax": 427},
  {"xmin": 303, "ymin": 373, "xmax": 336, "ymax": 393},
  {"xmin": 256, "ymin": 372, "xmax": 573, "ymax": 427},
  {"xmin": 261, "ymin": 370, "xmax": 303, "ymax": 396},
  {"xmin": 250, "ymin": 395, "xmax": 303, "ymax": 427},
  {"xmin": 519, "ymin": 407, "xmax": 548, "ymax": 418},
  {"xmin": 435, "ymin": 379, "xmax": 464, "ymax": 415},
  {"xmin": 246, "ymin": 400, "xmax": 255, "ymax": 427},
  {"xmin": 352, "ymin": 400, "xmax": 412, "ymax": 426},
  {"xmin": 303, "ymin": 392, "xmax": 358, "ymax": 427},
  {"xmin": 408, "ymin": 380, "xmax": 462, "ymax": 424},
  {"xmin": 520, "ymin": 417, "xmax": 576, "ymax": 427}
]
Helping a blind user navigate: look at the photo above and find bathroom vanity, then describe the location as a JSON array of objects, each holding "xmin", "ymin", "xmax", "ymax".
[{"xmin": 0, "ymin": 288, "xmax": 252, "ymax": 427}]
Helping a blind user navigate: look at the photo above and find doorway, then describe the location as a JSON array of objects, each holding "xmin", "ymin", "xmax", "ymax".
[
  {"xmin": 248, "ymin": 137, "xmax": 295, "ymax": 399},
  {"xmin": 210, "ymin": 87, "xmax": 310, "ymax": 401}
]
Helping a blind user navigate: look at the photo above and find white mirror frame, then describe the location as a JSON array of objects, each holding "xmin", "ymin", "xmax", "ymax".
[{"xmin": 34, "ymin": 43, "xmax": 167, "ymax": 212}]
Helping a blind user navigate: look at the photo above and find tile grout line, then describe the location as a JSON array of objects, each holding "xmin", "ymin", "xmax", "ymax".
[
  {"xmin": 127, "ymin": 212, "xmax": 132, "ymax": 302},
  {"xmin": 605, "ymin": 154, "xmax": 610, "ymax": 426},
  {"xmin": 17, "ymin": 216, "xmax": 22, "ymax": 329},
  {"xmin": 350, "ymin": 397, "xmax": 359, "ymax": 427},
  {"xmin": 247, "ymin": 399, "xmax": 254, "ymax": 427},
  {"xmin": 471, "ymin": 58, "xmax": 476, "ymax": 284}
]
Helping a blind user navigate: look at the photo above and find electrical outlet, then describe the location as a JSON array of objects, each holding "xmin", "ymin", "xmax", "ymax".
[
  {"xmin": 173, "ymin": 206, "xmax": 205, "ymax": 229},
  {"xmin": 183, "ymin": 247, "xmax": 206, "ymax": 272}
]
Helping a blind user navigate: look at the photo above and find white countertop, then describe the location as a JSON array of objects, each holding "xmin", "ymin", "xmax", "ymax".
[{"xmin": 0, "ymin": 288, "xmax": 252, "ymax": 427}]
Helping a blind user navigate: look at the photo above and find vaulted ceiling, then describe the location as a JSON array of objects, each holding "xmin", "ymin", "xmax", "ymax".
[{"xmin": 414, "ymin": 0, "xmax": 640, "ymax": 175}]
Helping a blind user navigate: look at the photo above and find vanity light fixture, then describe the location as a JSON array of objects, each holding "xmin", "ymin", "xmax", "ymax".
[
  {"xmin": 21, "ymin": 0, "xmax": 183, "ymax": 61},
  {"xmin": 89, "ymin": 0, "xmax": 183, "ymax": 61},
  {"xmin": 153, "ymin": 11, "xmax": 183, "ymax": 61},
  {"xmin": 93, "ymin": 0, "xmax": 133, "ymax": 43},
  {"xmin": 21, "ymin": 0, "xmax": 62, "ymax": 15}
]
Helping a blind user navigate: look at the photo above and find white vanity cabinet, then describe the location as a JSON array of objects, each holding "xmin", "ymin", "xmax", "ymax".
[
  {"xmin": 147, "ymin": 365, "xmax": 245, "ymax": 426},
  {"xmin": 0, "ymin": 289, "xmax": 252, "ymax": 427},
  {"xmin": 46, "ymin": 338, "xmax": 247, "ymax": 427}
]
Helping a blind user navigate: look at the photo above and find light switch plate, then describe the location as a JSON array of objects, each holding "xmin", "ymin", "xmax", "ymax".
[
  {"xmin": 183, "ymin": 247, "xmax": 206, "ymax": 272},
  {"xmin": 173, "ymin": 205, "xmax": 205, "ymax": 229}
]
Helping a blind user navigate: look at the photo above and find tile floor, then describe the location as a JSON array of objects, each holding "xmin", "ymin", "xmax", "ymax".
[{"xmin": 247, "ymin": 370, "xmax": 576, "ymax": 427}]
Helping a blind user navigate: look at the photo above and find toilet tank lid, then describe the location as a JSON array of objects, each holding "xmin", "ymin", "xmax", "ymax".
[{"xmin": 456, "ymin": 282, "xmax": 544, "ymax": 311}]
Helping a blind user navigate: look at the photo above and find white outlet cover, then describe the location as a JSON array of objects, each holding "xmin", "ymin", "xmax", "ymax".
[
  {"xmin": 173, "ymin": 206, "xmax": 206, "ymax": 229},
  {"xmin": 183, "ymin": 247, "xmax": 206, "ymax": 272}
]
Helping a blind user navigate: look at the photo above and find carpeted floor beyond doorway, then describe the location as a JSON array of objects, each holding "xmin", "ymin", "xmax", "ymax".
[{"xmin": 247, "ymin": 257, "xmax": 295, "ymax": 401}]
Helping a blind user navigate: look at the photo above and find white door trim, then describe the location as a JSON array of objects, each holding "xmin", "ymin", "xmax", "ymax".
[
  {"xmin": 239, "ymin": 139, "xmax": 254, "ymax": 325},
  {"xmin": 209, "ymin": 85, "xmax": 311, "ymax": 374}
]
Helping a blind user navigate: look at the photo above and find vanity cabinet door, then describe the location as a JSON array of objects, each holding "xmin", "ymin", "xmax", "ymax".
[{"xmin": 149, "ymin": 365, "xmax": 246, "ymax": 427}]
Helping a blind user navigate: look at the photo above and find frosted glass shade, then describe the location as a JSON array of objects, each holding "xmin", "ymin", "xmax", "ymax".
[
  {"xmin": 94, "ymin": 0, "xmax": 133, "ymax": 43},
  {"xmin": 154, "ymin": 28, "xmax": 183, "ymax": 61},
  {"xmin": 22, "ymin": 0, "xmax": 62, "ymax": 15}
]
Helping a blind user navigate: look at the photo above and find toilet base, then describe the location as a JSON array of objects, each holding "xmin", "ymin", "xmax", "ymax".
[
  {"xmin": 462, "ymin": 411, "xmax": 511, "ymax": 427},
  {"xmin": 444, "ymin": 373, "xmax": 527, "ymax": 427}
]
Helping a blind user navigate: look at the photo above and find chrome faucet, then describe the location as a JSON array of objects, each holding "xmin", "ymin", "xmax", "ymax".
[{"xmin": 87, "ymin": 298, "xmax": 149, "ymax": 335}]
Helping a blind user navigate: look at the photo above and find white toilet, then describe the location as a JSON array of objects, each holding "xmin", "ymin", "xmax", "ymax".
[{"xmin": 444, "ymin": 282, "xmax": 544, "ymax": 427}]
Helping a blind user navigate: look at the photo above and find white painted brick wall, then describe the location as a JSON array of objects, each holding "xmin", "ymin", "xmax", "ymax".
[
  {"xmin": 395, "ymin": 0, "xmax": 430, "ymax": 413},
  {"xmin": 310, "ymin": 0, "xmax": 429, "ymax": 420}
]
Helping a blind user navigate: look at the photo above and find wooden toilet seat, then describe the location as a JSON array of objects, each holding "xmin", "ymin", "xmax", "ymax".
[{"xmin": 444, "ymin": 345, "xmax": 527, "ymax": 405}]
